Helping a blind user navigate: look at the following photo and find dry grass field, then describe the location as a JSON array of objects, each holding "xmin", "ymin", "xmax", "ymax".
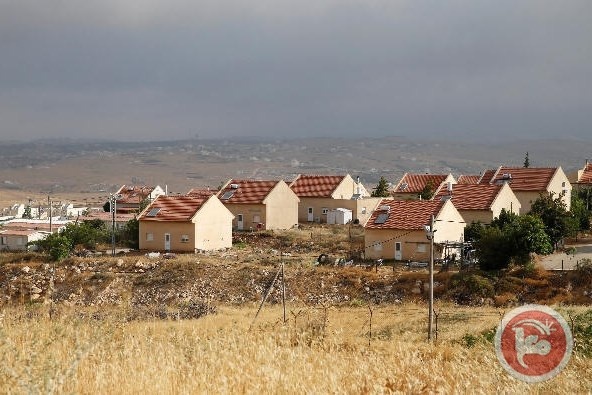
[{"xmin": 1, "ymin": 303, "xmax": 591, "ymax": 394}]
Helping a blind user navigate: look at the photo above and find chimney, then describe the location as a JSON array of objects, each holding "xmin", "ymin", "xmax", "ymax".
[{"xmin": 356, "ymin": 176, "xmax": 361, "ymax": 195}]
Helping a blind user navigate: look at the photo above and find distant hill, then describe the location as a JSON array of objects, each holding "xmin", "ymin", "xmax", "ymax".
[{"xmin": 0, "ymin": 136, "xmax": 589, "ymax": 206}]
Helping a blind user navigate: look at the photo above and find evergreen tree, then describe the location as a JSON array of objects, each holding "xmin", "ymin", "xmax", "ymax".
[
  {"xmin": 523, "ymin": 152, "xmax": 530, "ymax": 168},
  {"xmin": 371, "ymin": 176, "xmax": 391, "ymax": 197},
  {"xmin": 419, "ymin": 180, "xmax": 436, "ymax": 200},
  {"xmin": 22, "ymin": 205, "xmax": 33, "ymax": 219}
]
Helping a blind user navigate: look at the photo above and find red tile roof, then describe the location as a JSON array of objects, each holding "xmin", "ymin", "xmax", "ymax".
[
  {"xmin": 79, "ymin": 211, "xmax": 136, "ymax": 222},
  {"xmin": 289, "ymin": 175, "xmax": 345, "ymax": 198},
  {"xmin": 365, "ymin": 200, "xmax": 444, "ymax": 230},
  {"xmin": 478, "ymin": 169, "xmax": 497, "ymax": 184},
  {"xmin": 435, "ymin": 184, "xmax": 502, "ymax": 210},
  {"xmin": 116, "ymin": 185, "xmax": 155, "ymax": 205},
  {"xmin": 139, "ymin": 196, "xmax": 208, "ymax": 222},
  {"xmin": 0, "ymin": 229, "xmax": 45, "ymax": 237},
  {"xmin": 578, "ymin": 162, "xmax": 592, "ymax": 184},
  {"xmin": 3, "ymin": 222, "xmax": 63, "ymax": 232},
  {"xmin": 486, "ymin": 167, "xmax": 557, "ymax": 191},
  {"xmin": 218, "ymin": 179, "xmax": 278, "ymax": 204},
  {"xmin": 457, "ymin": 175, "xmax": 480, "ymax": 184},
  {"xmin": 394, "ymin": 174, "xmax": 448, "ymax": 193}
]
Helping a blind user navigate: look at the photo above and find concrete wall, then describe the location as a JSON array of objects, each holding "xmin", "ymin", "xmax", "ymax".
[
  {"xmin": 139, "ymin": 221, "xmax": 196, "ymax": 252},
  {"xmin": 263, "ymin": 181, "xmax": 299, "ymax": 230},
  {"xmin": 491, "ymin": 183, "xmax": 522, "ymax": 217},
  {"xmin": 364, "ymin": 228, "xmax": 434, "ymax": 261},
  {"xmin": 458, "ymin": 210, "xmax": 494, "ymax": 226},
  {"xmin": 225, "ymin": 203, "xmax": 266, "ymax": 231},
  {"xmin": 433, "ymin": 200, "xmax": 466, "ymax": 244},
  {"xmin": 297, "ymin": 197, "xmax": 382, "ymax": 224},
  {"xmin": 332, "ymin": 175, "xmax": 370, "ymax": 199},
  {"xmin": 0, "ymin": 231, "xmax": 48, "ymax": 251},
  {"xmin": 193, "ymin": 197, "xmax": 233, "ymax": 250},
  {"xmin": 548, "ymin": 167, "xmax": 572, "ymax": 211}
]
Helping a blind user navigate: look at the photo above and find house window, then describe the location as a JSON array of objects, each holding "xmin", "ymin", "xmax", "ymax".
[
  {"xmin": 1, "ymin": 236, "xmax": 6, "ymax": 245},
  {"xmin": 16, "ymin": 237, "xmax": 24, "ymax": 246},
  {"xmin": 253, "ymin": 215, "xmax": 261, "ymax": 224},
  {"xmin": 322, "ymin": 208, "xmax": 329, "ymax": 215},
  {"xmin": 562, "ymin": 181, "xmax": 566, "ymax": 187},
  {"xmin": 374, "ymin": 243, "xmax": 383, "ymax": 251},
  {"xmin": 416, "ymin": 244, "xmax": 427, "ymax": 253},
  {"xmin": 146, "ymin": 233, "xmax": 154, "ymax": 241},
  {"xmin": 181, "ymin": 235, "xmax": 189, "ymax": 243}
]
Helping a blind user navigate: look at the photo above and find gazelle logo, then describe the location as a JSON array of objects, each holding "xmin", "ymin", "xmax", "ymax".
[{"xmin": 494, "ymin": 305, "xmax": 573, "ymax": 383}]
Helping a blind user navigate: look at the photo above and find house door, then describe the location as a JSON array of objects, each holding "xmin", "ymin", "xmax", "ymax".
[
  {"xmin": 164, "ymin": 233, "xmax": 171, "ymax": 251},
  {"xmin": 307, "ymin": 207, "xmax": 314, "ymax": 222},
  {"xmin": 237, "ymin": 214, "xmax": 244, "ymax": 230},
  {"xmin": 394, "ymin": 242, "xmax": 402, "ymax": 260}
]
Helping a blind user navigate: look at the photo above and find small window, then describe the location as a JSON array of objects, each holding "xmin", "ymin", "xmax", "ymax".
[
  {"xmin": 253, "ymin": 215, "xmax": 261, "ymax": 223},
  {"xmin": 562, "ymin": 181, "xmax": 566, "ymax": 187},
  {"xmin": 181, "ymin": 235, "xmax": 189, "ymax": 243},
  {"xmin": 146, "ymin": 233, "xmax": 154, "ymax": 241},
  {"xmin": 16, "ymin": 237, "xmax": 24, "ymax": 246},
  {"xmin": 322, "ymin": 208, "xmax": 329, "ymax": 215},
  {"xmin": 416, "ymin": 244, "xmax": 426, "ymax": 253},
  {"xmin": 374, "ymin": 243, "xmax": 383, "ymax": 251},
  {"xmin": 1, "ymin": 236, "xmax": 7, "ymax": 245}
]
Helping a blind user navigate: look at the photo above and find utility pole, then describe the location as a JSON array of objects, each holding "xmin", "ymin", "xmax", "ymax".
[
  {"xmin": 48, "ymin": 195, "xmax": 52, "ymax": 233},
  {"xmin": 426, "ymin": 215, "xmax": 435, "ymax": 341},
  {"xmin": 111, "ymin": 194, "xmax": 116, "ymax": 256}
]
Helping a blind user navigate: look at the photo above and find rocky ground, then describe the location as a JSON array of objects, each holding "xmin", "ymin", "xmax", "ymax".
[{"xmin": 1, "ymin": 227, "xmax": 591, "ymax": 316}]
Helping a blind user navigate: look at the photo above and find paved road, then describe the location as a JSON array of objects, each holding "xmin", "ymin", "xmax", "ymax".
[{"xmin": 540, "ymin": 243, "xmax": 592, "ymax": 270}]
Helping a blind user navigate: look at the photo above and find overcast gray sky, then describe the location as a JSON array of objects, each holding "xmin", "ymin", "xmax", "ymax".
[{"xmin": 1, "ymin": 0, "xmax": 590, "ymax": 142}]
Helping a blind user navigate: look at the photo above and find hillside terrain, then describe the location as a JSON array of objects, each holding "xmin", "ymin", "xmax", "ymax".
[
  {"xmin": 1, "ymin": 226, "xmax": 591, "ymax": 311},
  {"xmin": 1, "ymin": 136, "xmax": 590, "ymax": 208}
]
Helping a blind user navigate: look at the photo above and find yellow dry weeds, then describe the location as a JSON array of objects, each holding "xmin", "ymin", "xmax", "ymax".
[{"xmin": 0, "ymin": 304, "xmax": 590, "ymax": 394}]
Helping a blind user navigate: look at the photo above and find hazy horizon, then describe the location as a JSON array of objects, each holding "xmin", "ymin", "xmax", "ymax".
[{"xmin": 1, "ymin": 1, "xmax": 591, "ymax": 142}]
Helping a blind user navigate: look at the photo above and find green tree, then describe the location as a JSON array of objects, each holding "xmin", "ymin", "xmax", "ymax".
[
  {"xmin": 529, "ymin": 193, "xmax": 569, "ymax": 249},
  {"xmin": 464, "ymin": 221, "xmax": 484, "ymax": 243},
  {"xmin": 490, "ymin": 208, "xmax": 518, "ymax": 230},
  {"xmin": 504, "ymin": 215, "xmax": 553, "ymax": 263},
  {"xmin": 139, "ymin": 198, "xmax": 151, "ymax": 213},
  {"xmin": 35, "ymin": 233, "xmax": 73, "ymax": 261},
  {"xmin": 474, "ymin": 227, "xmax": 512, "ymax": 271},
  {"xmin": 122, "ymin": 218, "xmax": 140, "ymax": 249},
  {"xmin": 571, "ymin": 192, "xmax": 591, "ymax": 232},
  {"xmin": 371, "ymin": 176, "xmax": 391, "ymax": 197},
  {"xmin": 473, "ymin": 211, "xmax": 552, "ymax": 270},
  {"xmin": 63, "ymin": 221, "xmax": 109, "ymax": 249},
  {"xmin": 419, "ymin": 180, "xmax": 436, "ymax": 200},
  {"xmin": 22, "ymin": 205, "xmax": 33, "ymax": 219},
  {"xmin": 523, "ymin": 152, "xmax": 530, "ymax": 168},
  {"xmin": 575, "ymin": 187, "xmax": 592, "ymax": 211}
]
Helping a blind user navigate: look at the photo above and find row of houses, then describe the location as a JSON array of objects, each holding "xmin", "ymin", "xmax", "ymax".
[
  {"xmin": 3, "ymin": 161, "xmax": 592, "ymax": 261},
  {"xmin": 138, "ymin": 174, "xmax": 381, "ymax": 252},
  {"xmin": 137, "ymin": 162, "xmax": 590, "ymax": 262}
]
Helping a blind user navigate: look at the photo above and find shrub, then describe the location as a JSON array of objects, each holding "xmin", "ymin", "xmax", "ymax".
[{"xmin": 448, "ymin": 273, "xmax": 495, "ymax": 304}]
